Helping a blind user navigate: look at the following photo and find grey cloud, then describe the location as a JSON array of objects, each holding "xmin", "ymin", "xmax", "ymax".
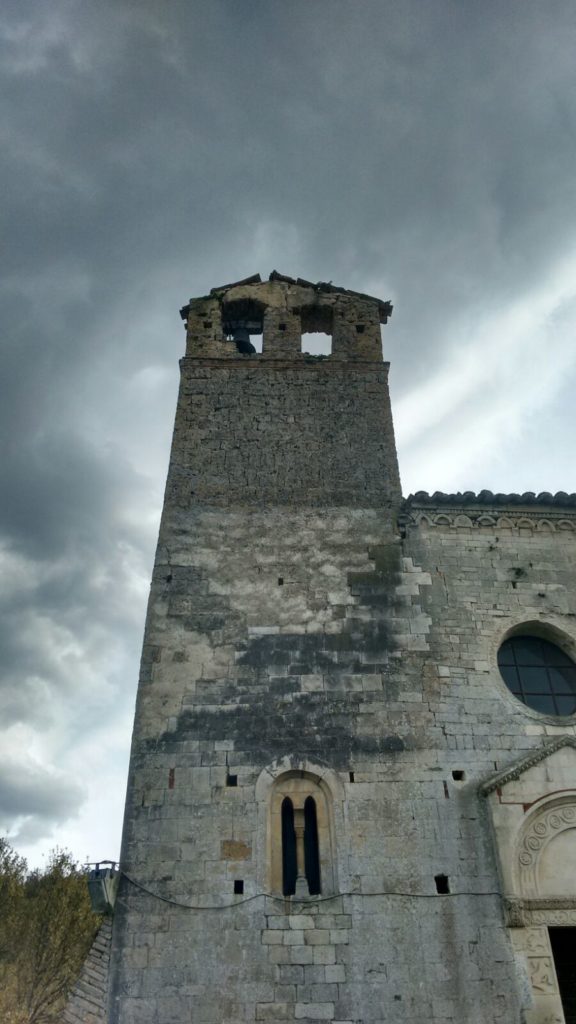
[
  {"xmin": 0, "ymin": 429, "xmax": 149, "ymax": 561},
  {"xmin": 4, "ymin": 2, "xmax": 575, "ymax": 294},
  {"xmin": 1, "ymin": 0, "xmax": 576, "ymax": 860},
  {"xmin": 0, "ymin": 762, "xmax": 83, "ymax": 825}
]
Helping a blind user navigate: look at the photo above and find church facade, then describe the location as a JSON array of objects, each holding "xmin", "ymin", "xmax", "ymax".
[{"xmin": 107, "ymin": 273, "xmax": 576, "ymax": 1024}]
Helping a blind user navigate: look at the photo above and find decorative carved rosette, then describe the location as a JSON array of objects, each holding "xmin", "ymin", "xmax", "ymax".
[{"xmin": 518, "ymin": 802, "xmax": 576, "ymax": 884}]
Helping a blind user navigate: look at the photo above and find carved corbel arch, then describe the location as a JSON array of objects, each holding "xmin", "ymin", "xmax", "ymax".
[
  {"xmin": 535, "ymin": 518, "xmax": 554, "ymax": 533},
  {"xmin": 433, "ymin": 514, "xmax": 451, "ymax": 527}
]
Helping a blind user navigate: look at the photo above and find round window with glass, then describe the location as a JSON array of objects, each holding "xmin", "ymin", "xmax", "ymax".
[{"xmin": 497, "ymin": 635, "xmax": 576, "ymax": 717}]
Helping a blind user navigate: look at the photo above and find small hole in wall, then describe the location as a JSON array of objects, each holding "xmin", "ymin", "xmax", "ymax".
[
  {"xmin": 203, "ymin": 321, "xmax": 212, "ymax": 329},
  {"xmin": 234, "ymin": 880, "xmax": 244, "ymax": 894},
  {"xmin": 279, "ymin": 323, "xmax": 287, "ymax": 331},
  {"xmin": 226, "ymin": 774, "xmax": 238, "ymax": 787},
  {"xmin": 349, "ymin": 771, "xmax": 355, "ymax": 783},
  {"xmin": 278, "ymin": 577, "xmax": 284, "ymax": 586},
  {"xmin": 452, "ymin": 770, "xmax": 465, "ymax": 782},
  {"xmin": 435, "ymin": 874, "xmax": 450, "ymax": 894},
  {"xmin": 355, "ymin": 324, "xmax": 365, "ymax": 334},
  {"xmin": 168, "ymin": 768, "xmax": 175, "ymax": 790},
  {"xmin": 443, "ymin": 780, "xmax": 450, "ymax": 799}
]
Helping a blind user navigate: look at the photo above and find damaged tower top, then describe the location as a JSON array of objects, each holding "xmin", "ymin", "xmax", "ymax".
[{"xmin": 179, "ymin": 271, "xmax": 393, "ymax": 361}]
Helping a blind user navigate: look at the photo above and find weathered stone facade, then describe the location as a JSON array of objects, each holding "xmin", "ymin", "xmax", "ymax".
[{"xmin": 107, "ymin": 274, "xmax": 576, "ymax": 1024}]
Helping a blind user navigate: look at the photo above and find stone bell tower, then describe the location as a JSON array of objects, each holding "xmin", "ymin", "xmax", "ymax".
[
  {"xmin": 108, "ymin": 271, "xmax": 550, "ymax": 1024},
  {"xmin": 169, "ymin": 271, "xmax": 399, "ymax": 508},
  {"xmin": 108, "ymin": 271, "xmax": 404, "ymax": 1022}
]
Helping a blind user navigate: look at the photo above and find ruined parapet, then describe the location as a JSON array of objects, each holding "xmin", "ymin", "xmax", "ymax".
[
  {"xmin": 179, "ymin": 271, "xmax": 392, "ymax": 362},
  {"xmin": 170, "ymin": 272, "xmax": 400, "ymax": 508}
]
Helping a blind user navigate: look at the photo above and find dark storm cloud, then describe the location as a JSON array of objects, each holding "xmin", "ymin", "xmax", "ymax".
[
  {"xmin": 1, "ymin": 0, "xmax": 576, "ymax": 857},
  {"xmin": 0, "ymin": 762, "xmax": 81, "ymax": 821},
  {"xmin": 1, "ymin": 428, "xmax": 145, "ymax": 561},
  {"xmin": 0, "ymin": 758, "xmax": 83, "ymax": 846},
  {"xmin": 2, "ymin": 0, "xmax": 574, "ymax": 458},
  {"xmin": 4, "ymin": 1, "xmax": 576, "ymax": 303}
]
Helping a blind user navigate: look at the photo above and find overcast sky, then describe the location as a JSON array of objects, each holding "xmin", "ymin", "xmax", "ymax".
[{"xmin": 2, "ymin": 0, "xmax": 576, "ymax": 867}]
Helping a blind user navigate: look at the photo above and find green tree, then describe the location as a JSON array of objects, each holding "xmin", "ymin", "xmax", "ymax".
[
  {"xmin": 0, "ymin": 840, "xmax": 101, "ymax": 1024},
  {"xmin": 0, "ymin": 839, "xmax": 27, "ymax": 962}
]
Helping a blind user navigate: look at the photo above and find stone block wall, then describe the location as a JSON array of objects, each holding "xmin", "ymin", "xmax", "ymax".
[
  {"xmin": 108, "ymin": 495, "xmax": 576, "ymax": 1023},
  {"xmin": 108, "ymin": 276, "xmax": 576, "ymax": 1023},
  {"xmin": 166, "ymin": 361, "xmax": 400, "ymax": 509}
]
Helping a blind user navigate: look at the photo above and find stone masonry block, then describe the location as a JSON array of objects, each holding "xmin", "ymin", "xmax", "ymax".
[
  {"xmin": 325, "ymin": 965, "xmax": 346, "ymax": 983},
  {"xmin": 290, "ymin": 946, "xmax": 314, "ymax": 965},
  {"xmin": 256, "ymin": 1003, "xmax": 291, "ymax": 1020},
  {"xmin": 313, "ymin": 947, "xmax": 336, "ymax": 965},
  {"xmin": 304, "ymin": 929, "xmax": 330, "ymax": 945},
  {"xmin": 295, "ymin": 1003, "xmax": 335, "ymax": 1020},
  {"xmin": 289, "ymin": 915, "xmax": 315, "ymax": 929}
]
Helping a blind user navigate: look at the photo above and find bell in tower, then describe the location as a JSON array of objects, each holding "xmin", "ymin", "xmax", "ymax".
[{"xmin": 231, "ymin": 325, "xmax": 256, "ymax": 354}]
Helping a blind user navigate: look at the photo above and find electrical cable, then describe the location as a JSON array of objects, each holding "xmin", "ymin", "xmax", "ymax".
[{"xmin": 121, "ymin": 871, "xmax": 502, "ymax": 911}]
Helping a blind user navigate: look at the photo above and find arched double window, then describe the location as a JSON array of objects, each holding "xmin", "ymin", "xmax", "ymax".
[
  {"xmin": 281, "ymin": 796, "xmax": 320, "ymax": 896},
  {"xmin": 269, "ymin": 772, "xmax": 334, "ymax": 897}
]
